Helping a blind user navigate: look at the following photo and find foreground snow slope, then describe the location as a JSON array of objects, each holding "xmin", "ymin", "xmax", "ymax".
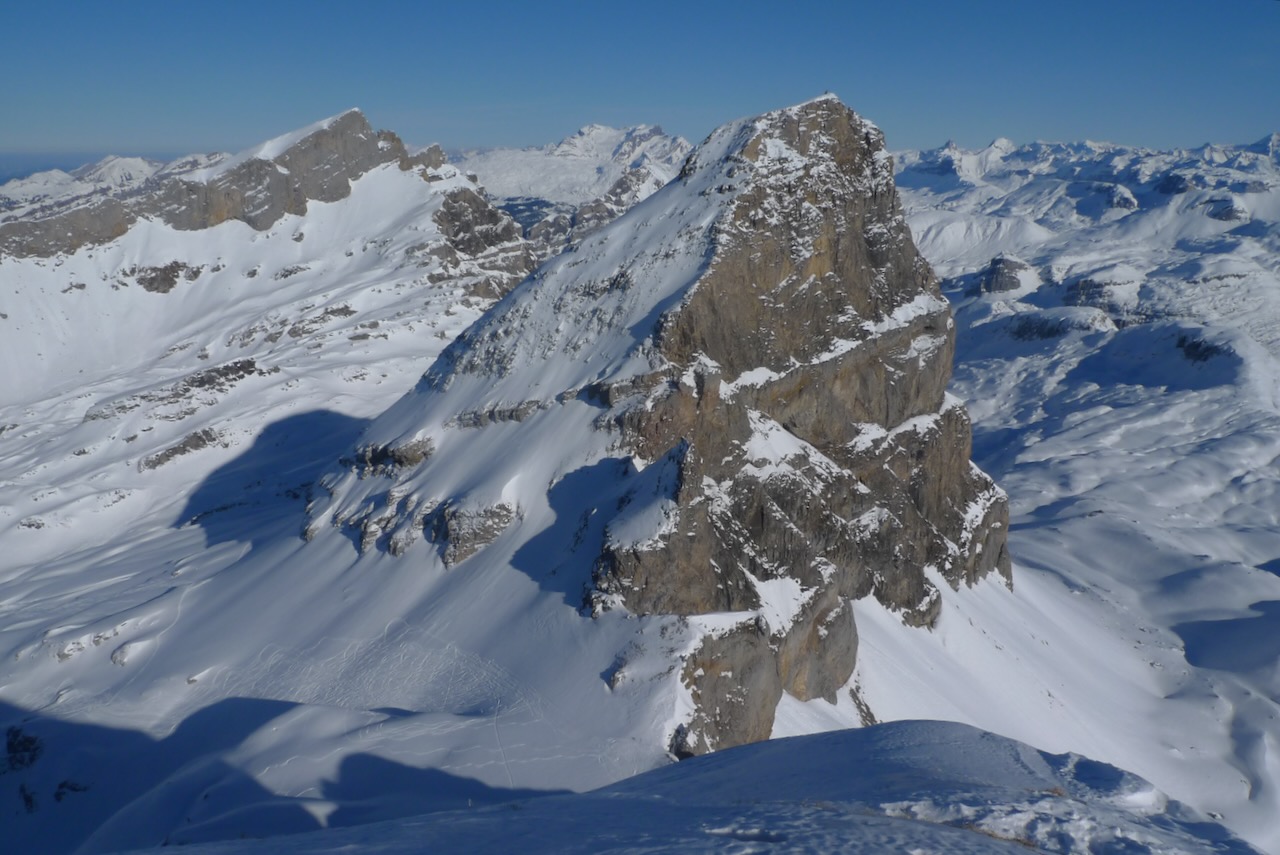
[{"xmin": 135, "ymin": 721, "xmax": 1261, "ymax": 854}]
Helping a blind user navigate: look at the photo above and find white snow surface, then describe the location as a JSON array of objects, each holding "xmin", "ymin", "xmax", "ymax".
[
  {"xmin": 456, "ymin": 123, "xmax": 691, "ymax": 206},
  {"xmin": 832, "ymin": 133, "xmax": 1280, "ymax": 853},
  {"xmin": 129, "ymin": 721, "xmax": 1259, "ymax": 854}
]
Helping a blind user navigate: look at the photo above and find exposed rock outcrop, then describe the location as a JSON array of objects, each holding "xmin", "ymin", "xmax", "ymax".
[
  {"xmin": 313, "ymin": 96, "xmax": 1010, "ymax": 757},
  {"xmin": 977, "ymin": 254, "xmax": 1036, "ymax": 293}
]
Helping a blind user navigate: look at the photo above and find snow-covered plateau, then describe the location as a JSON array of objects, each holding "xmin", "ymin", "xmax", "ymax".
[{"xmin": 0, "ymin": 101, "xmax": 1277, "ymax": 854}]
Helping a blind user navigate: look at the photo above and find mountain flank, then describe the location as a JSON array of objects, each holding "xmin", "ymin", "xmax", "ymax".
[{"xmin": 313, "ymin": 95, "xmax": 1009, "ymax": 755}]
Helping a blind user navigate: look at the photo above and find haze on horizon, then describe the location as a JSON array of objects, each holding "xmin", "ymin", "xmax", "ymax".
[{"xmin": 2, "ymin": 0, "xmax": 1278, "ymax": 176}]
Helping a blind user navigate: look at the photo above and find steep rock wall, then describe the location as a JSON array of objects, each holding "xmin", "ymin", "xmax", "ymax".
[{"xmin": 596, "ymin": 98, "xmax": 1009, "ymax": 753}]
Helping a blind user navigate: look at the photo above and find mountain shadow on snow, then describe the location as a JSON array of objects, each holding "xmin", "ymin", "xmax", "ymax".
[
  {"xmin": 0, "ymin": 697, "xmax": 559, "ymax": 855},
  {"xmin": 180, "ymin": 410, "xmax": 369, "ymax": 549}
]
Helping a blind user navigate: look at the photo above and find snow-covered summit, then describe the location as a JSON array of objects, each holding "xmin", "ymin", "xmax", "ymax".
[
  {"xmin": 457, "ymin": 123, "xmax": 691, "ymax": 206},
  {"xmin": 183, "ymin": 107, "xmax": 364, "ymax": 183},
  {"xmin": 72, "ymin": 154, "xmax": 163, "ymax": 188},
  {"xmin": 0, "ymin": 155, "xmax": 163, "ymax": 217},
  {"xmin": 455, "ymin": 123, "xmax": 694, "ymax": 257}
]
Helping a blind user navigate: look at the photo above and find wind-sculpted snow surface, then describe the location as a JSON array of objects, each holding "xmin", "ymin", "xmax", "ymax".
[
  {"xmin": 118, "ymin": 722, "xmax": 1264, "ymax": 855},
  {"xmin": 314, "ymin": 95, "xmax": 1009, "ymax": 757},
  {"xmin": 828, "ymin": 134, "xmax": 1280, "ymax": 852}
]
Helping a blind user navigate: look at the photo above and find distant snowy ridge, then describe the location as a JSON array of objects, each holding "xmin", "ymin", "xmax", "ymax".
[
  {"xmin": 0, "ymin": 109, "xmax": 455, "ymax": 258},
  {"xmin": 457, "ymin": 123, "xmax": 693, "ymax": 256},
  {"xmin": 456, "ymin": 123, "xmax": 691, "ymax": 206}
]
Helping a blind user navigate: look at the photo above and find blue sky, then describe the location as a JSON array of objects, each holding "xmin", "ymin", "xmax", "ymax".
[{"xmin": 2, "ymin": 0, "xmax": 1278, "ymax": 167}]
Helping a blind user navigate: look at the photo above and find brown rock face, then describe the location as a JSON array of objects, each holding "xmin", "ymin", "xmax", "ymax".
[{"xmin": 591, "ymin": 97, "xmax": 1010, "ymax": 753}]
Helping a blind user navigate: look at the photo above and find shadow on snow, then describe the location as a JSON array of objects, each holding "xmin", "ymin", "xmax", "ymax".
[
  {"xmin": 178, "ymin": 409, "xmax": 369, "ymax": 549},
  {"xmin": 0, "ymin": 697, "xmax": 559, "ymax": 855}
]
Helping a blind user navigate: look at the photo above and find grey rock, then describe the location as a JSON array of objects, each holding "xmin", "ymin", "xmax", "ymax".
[
  {"xmin": 429, "ymin": 502, "xmax": 518, "ymax": 567},
  {"xmin": 1108, "ymin": 183, "xmax": 1139, "ymax": 210},
  {"xmin": 978, "ymin": 254, "xmax": 1035, "ymax": 293},
  {"xmin": 1204, "ymin": 197, "xmax": 1249, "ymax": 222},
  {"xmin": 1155, "ymin": 172, "xmax": 1190, "ymax": 194}
]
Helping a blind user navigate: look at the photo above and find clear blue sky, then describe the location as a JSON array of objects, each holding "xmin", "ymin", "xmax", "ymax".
[{"xmin": 2, "ymin": 0, "xmax": 1278, "ymax": 166}]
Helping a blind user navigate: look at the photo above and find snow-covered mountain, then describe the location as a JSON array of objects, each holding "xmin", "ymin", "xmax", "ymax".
[
  {"xmin": 4, "ymin": 99, "xmax": 1280, "ymax": 855},
  {"xmin": 456, "ymin": 124, "xmax": 692, "ymax": 255},
  {"xmin": 0, "ymin": 156, "xmax": 166, "ymax": 217}
]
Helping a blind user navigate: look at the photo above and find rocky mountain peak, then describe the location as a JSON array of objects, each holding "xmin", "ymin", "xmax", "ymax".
[
  {"xmin": 312, "ymin": 95, "xmax": 1009, "ymax": 756},
  {"xmin": 0, "ymin": 108, "xmax": 458, "ymax": 257},
  {"xmin": 1251, "ymin": 130, "xmax": 1280, "ymax": 160}
]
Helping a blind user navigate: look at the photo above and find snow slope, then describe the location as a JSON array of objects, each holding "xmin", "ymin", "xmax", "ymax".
[
  {"xmin": 455, "ymin": 124, "xmax": 691, "ymax": 207},
  {"xmin": 137, "ymin": 721, "xmax": 1261, "ymax": 854},
  {"xmin": 0, "ymin": 126, "xmax": 535, "ymax": 853},
  {"xmin": 820, "ymin": 135, "xmax": 1280, "ymax": 852}
]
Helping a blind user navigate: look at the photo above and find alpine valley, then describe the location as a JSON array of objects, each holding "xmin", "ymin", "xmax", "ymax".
[{"xmin": 0, "ymin": 98, "xmax": 1275, "ymax": 854}]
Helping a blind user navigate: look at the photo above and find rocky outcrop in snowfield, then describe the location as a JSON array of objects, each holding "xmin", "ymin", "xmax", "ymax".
[{"xmin": 315, "ymin": 95, "xmax": 1009, "ymax": 754}]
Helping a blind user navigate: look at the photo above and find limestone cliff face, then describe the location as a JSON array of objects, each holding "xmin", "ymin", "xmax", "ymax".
[
  {"xmin": 314, "ymin": 96, "xmax": 1009, "ymax": 758},
  {"xmin": 590, "ymin": 97, "xmax": 1009, "ymax": 754}
]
